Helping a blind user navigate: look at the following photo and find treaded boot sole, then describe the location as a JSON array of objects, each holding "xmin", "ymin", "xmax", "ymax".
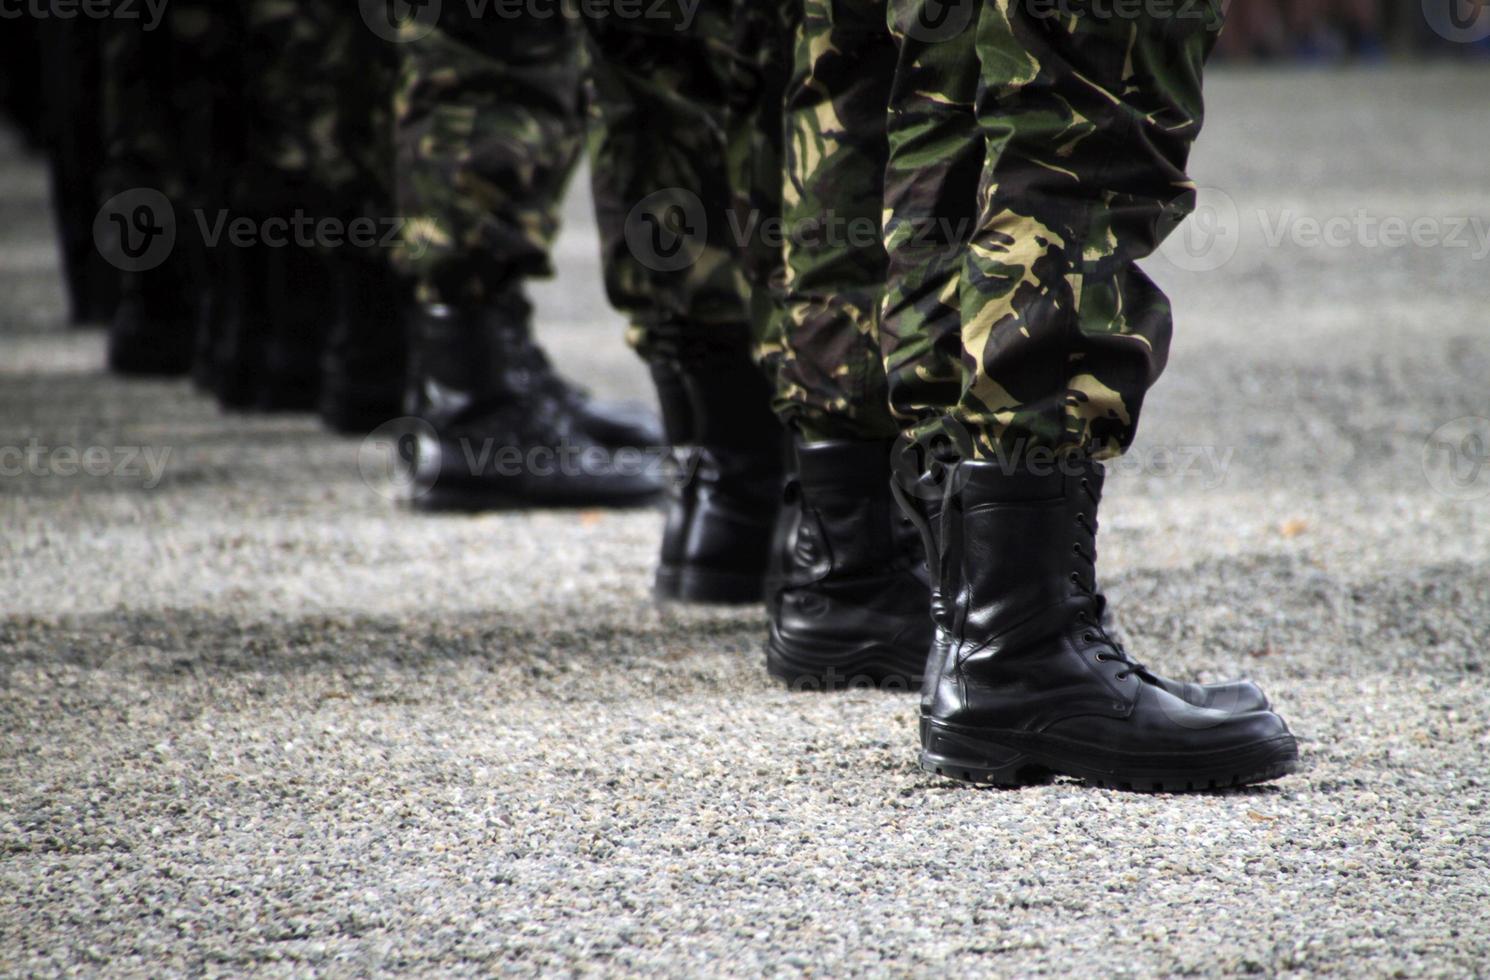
[
  {"xmin": 919, "ymin": 719, "xmax": 1300, "ymax": 793},
  {"xmin": 654, "ymin": 564, "xmax": 765, "ymax": 605},
  {"xmin": 765, "ymin": 623, "xmax": 924, "ymax": 693}
]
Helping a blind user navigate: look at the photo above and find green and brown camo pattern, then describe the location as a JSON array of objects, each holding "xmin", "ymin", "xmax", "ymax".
[
  {"xmin": 394, "ymin": 11, "xmax": 585, "ymax": 304},
  {"xmin": 891, "ymin": 0, "xmax": 1224, "ymax": 461},
  {"xmin": 770, "ymin": 0, "xmax": 901, "ymax": 441},
  {"xmin": 582, "ymin": 0, "xmax": 756, "ymax": 360}
]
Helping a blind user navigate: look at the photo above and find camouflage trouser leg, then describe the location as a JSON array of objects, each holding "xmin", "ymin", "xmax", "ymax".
[
  {"xmin": 880, "ymin": 0, "xmax": 981, "ymax": 438},
  {"xmin": 771, "ymin": 0, "xmax": 900, "ymax": 442},
  {"xmin": 583, "ymin": 0, "xmax": 752, "ymax": 360},
  {"xmin": 889, "ymin": 0, "xmax": 1223, "ymax": 461},
  {"xmin": 727, "ymin": 0, "xmax": 797, "ymax": 361},
  {"xmin": 394, "ymin": 10, "xmax": 585, "ymax": 305}
]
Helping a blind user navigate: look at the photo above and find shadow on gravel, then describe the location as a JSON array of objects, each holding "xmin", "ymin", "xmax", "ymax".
[{"xmin": 0, "ymin": 606, "xmax": 770, "ymax": 703}]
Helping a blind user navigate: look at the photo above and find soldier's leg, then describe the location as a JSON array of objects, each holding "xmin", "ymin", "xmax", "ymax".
[
  {"xmin": 392, "ymin": 7, "xmax": 663, "ymax": 511},
  {"xmin": 39, "ymin": 17, "xmax": 116, "ymax": 326},
  {"xmin": 763, "ymin": 0, "xmax": 934, "ymax": 692},
  {"xmin": 584, "ymin": 2, "xmax": 786, "ymax": 603},
  {"xmin": 880, "ymin": 0, "xmax": 983, "ymax": 445},
  {"xmin": 903, "ymin": 2, "xmax": 1298, "ymax": 792},
  {"xmin": 97, "ymin": 10, "xmax": 199, "ymax": 376},
  {"xmin": 314, "ymin": 4, "xmax": 408, "ymax": 434},
  {"xmin": 952, "ymin": 1, "xmax": 1221, "ymax": 461}
]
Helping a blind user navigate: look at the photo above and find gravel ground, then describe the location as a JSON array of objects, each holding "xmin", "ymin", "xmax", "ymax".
[{"xmin": 2, "ymin": 67, "xmax": 1489, "ymax": 977}]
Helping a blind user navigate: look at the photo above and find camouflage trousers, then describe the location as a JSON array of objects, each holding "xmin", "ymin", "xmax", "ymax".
[
  {"xmin": 886, "ymin": 0, "xmax": 1225, "ymax": 460},
  {"xmin": 393, "ymin": 8, "xmax": 585, "ymax": 305},
  {"xmin": 240, "ymin": 1, "xmax": 396, "ymax": 225},
  {"xmin": 582, "ymin": 0, "xmax": 757, "ymax": 363},
  {"xmin": 772, "ymin": 0, "xmax": 1221, "ymax": 456},
  {"xmin": 772, "ymin": 0, "xmax": 899, "ymax": 441}
]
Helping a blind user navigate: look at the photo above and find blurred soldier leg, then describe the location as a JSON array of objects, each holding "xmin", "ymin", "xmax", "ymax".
[
  {"xmin": 0, "ymin": 13, "xmax": 47, "ymax": 149},
  {"xmin": 206, "ymin": 0, "xmax": 342, "ymax": 413},
  {"xmin": 317, "ymin": 8, "xmax": 409, "ymax": 435},
  {"xmin": 886, "ymin": 1, "xmax": 1297, "ymax": 790},
  {"xmin": 585, "ymin": 1, "xmax": 787, "ymax": 602},
  {"xmin": 98, "ymin": 12, "xmax": 202, "ymax": 376},
  {"xmin": 38, "ymin": 18, "xmax": 118, "ymax": 326},
  {"xmin": 394, "ymin": 6, "xmax": 664, "ymax": 511}
]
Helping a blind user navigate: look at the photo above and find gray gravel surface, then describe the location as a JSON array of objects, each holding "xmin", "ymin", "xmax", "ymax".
[{"xmin": 2, "ymin": 68, "xmax": 1489, "ymax": 977}]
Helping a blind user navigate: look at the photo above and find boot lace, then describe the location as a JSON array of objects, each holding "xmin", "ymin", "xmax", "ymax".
[{"xmin": 1070, "ymin": 475, "xmax": 1147, "ymax": 682}]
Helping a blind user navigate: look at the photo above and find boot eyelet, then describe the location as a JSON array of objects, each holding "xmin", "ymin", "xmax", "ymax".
[{"xmin": 1084, "ymin": 632, "xmax": 1098, "ymax": 643}]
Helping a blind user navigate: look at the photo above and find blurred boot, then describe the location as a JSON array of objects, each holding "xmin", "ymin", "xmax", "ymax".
[
  {"xmin": 652, "ymin": 346, "xmax": 785, "ymax": 605},
  {"xmin": 106, "ymin": 265, "xmax": 195, "ymax": 377},
  {"xmin": 256, "ymin": 243, "xmax": 332, "ymax": 412},
  {"xmin": 210, "ymin": 241, "xmax": 273, "ymax": 409},
  {"xmin": 402, "ymin": 297, "xmax": 665, "ymax": 511},
  {"xmin": 318, "ymin": 255, "xmax": 408, "ymax": 434}
]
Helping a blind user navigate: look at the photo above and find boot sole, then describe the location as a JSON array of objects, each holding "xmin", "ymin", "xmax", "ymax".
[
  {"xmin": 765, "ymin": 626, "xmax": 924, "ymax": 693},
  {"xmin": 410, "ymin": 483, "xmax": 662, "ymax": 514},
  {"xmin": 654, "ymin": 565, "xmax": 765, "ymax": 606},
  {"xmin": 920, "ymin": 719, "xmax": 1300, "ymax": 793}
]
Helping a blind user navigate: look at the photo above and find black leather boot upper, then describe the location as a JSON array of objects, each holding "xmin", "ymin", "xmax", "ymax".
[
  {"xmin": 107, "ymin": 266, "xmax": 195, "ymax": 377},
  {"xmin": 403, "ymin": 301, "xmax": 664, "ymax": 511},
  {"xmin": 318, "ymin": 255, "xmax": 408, "ymax": 434},
  {"xmin": 766, "ymin": 439, "xmax": 934, "ymax": 691},
  {"xmin": 903, "ymin": 457, "xmax": 1297, "ymax": 790},
  {"xmin": 651, "ymin": 348, "xmax": 785, "ymax": 604}
]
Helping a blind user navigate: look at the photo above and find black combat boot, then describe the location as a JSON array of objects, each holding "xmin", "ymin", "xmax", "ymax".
[
  {"xmin": 209, "ymin": 240, "xmax": 273, "ymax": 409},
  {"xmin": 106, "ymin": 265, "xmax": 195, "ymax": 376},
  {"xmin": 651, "ymin": 353, "xmax": 785, "ymax": 604},
  {"xmin": 765, "ymin": 439, "xmax": 935, "ymax": 691},
  {"xmin": 905, "ymin": 455, "xmax": 1270, "ymax": 716},
  {"xmin": 403, "ymin": 300, "xmax": 665, "ymax": 511},
  {"xmin": 256, "ymin": 243, "xmax": 331, "ymax": 412},
  {"xmin": 901, "ymin": 456, "xmax": 1298, "ymax": 791},
  {"xmin": 318, "ymin": 255, "xmax": 408, "ymax": 434}
]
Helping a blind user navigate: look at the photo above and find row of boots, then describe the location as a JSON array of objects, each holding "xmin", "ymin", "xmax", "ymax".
[{"xmin": 108, "ymin": 251, "xmax": 1298, "ymax": 791}]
